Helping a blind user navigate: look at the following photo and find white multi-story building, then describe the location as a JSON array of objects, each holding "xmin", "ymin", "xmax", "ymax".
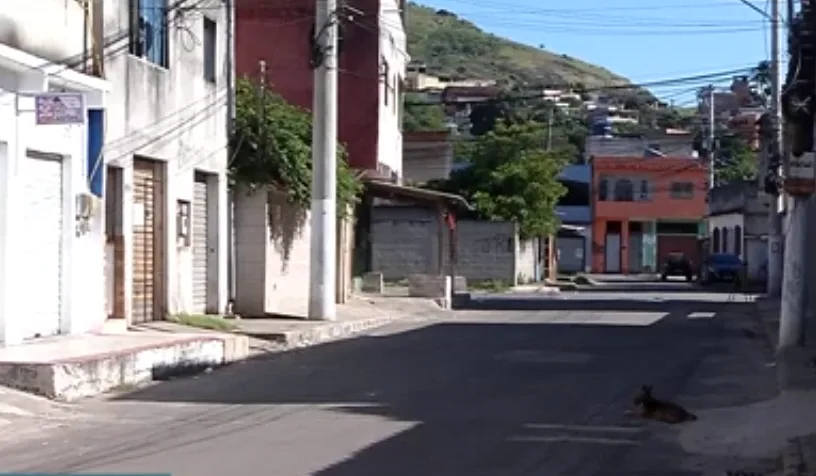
[
  {"xmin": 377, "ymin": 0, "xmax": 409, "ymax": 180},
  {"xmin": 0, "ymin": 0, "xmax": 230, "ymax": 345},
  {"xmin": 102, "ymin": 0, "xmax": 230, "ymax": 326}
]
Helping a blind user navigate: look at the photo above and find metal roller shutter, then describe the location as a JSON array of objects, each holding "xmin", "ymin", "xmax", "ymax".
[
  {"xmin": 20, "ymin": 151, "xmax": 63, "ymax": 339},
  {"xmin": 191, "ymin": 173, "xmax": 209, "ymax": 314}
]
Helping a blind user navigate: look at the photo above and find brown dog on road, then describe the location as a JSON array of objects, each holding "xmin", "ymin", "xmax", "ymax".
[{"xmin": 625, "ymin": 385, "xmax": 698, "ymax": 424}]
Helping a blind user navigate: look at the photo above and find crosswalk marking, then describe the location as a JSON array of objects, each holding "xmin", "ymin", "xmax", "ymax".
[{"xmin": 687, "ymin": 312, "xmax": 716, "ymax": 319}]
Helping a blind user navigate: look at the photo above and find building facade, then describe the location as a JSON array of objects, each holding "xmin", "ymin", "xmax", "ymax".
[
  {"xmin": 235, "ymin": 0, "xmax": 407, "ymax": 178},
  {"xmin": 556, "ymin": 164, "xmax": 592, "ymax": 273},
  {"xmin": 707, "ymin": 181, "xmax": 770, "ymax": 281},
  {"xmin": 101, "ymin": 0, "xmax": 231, "ymax": 325},
  {"xmin": 591, "ymin": 156, "xmax": 708, "ymax": 274},
  {"xmin": 0, "ymin": 3, "xmax": 109, "ymax": 345}
]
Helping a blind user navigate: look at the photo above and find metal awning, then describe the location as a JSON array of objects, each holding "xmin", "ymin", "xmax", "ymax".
[{"xmin": 364, "ymin": 180, "xmax": 472, "ymax": 210}]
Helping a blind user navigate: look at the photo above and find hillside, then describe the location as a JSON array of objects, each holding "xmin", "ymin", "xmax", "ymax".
[{"xmin": 405, "ymin": 2, "xmax": 633, "ymax": 91}]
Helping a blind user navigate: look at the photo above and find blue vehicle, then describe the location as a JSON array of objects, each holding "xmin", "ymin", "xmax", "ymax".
[{"xmin": 700, "ymin": 253, "xmax": 745, "ymax": 284}]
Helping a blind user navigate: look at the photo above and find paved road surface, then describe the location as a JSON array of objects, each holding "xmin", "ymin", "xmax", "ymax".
[{"xmin": 0, "ymin": 290, "xmax": 778, "ymax": 476}]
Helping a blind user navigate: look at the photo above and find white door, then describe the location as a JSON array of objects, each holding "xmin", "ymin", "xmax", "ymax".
[
  {"xmin": 605, "ymin": 233, "xmax": 621, "ymax": 273},
  {"xmin": 19, "ymin": 151, "xmax": 64, "ymax": 339},
  {"xmin": 191, "ymin": 173, "xmax": 209, "ymax": 314}
]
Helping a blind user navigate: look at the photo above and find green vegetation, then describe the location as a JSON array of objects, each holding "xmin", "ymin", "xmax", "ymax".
[
  {"xmin": 715, "ymin": 134, "xmax": 757, "ymax": 185},
  {"xmin": 427, "ymin": 122, "xmax": 568, "ymax": 237},
  {"xmin": 229, "ymin": 78, "xmax": 362, "ymax": 214},
  {"xmin": 169, "ymin": 314, "xmax": 237, "ymax": 332},
  {"xmin": 406, "ymin": 3, "xmax": 631, "ymax": 89},
  {"xmin": 403, "ymin": 92, "xmax": 448, "ymax": 132}
]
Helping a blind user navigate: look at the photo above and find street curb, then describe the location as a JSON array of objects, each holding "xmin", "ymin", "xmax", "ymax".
[{"xmin": 249, "ymin": 315, "xmax": 402, "ymax": 349}]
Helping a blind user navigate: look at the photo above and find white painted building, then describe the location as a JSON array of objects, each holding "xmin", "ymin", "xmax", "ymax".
[
  {"xmin": 377, "ymin": 0, "xmax": 408, "ymax": 180},
  {"xmin": 102, "ymin": 0, "xmax": 230, "ymax": 324},
  {"xmin": 0, "ymin": 0, "xmax": 230, "ymax": 344},
  {"xmin": 707, "ymin": 181, "xmax": 770, "ymax": 281},
  {"xmin": 0, "ymin": 11, "xmax": 109, "ymax": 344}
]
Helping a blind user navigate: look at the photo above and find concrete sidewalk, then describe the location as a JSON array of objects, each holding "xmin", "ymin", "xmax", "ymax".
[
  {"xmin": 753, "ymin": 296, "xmax": 816, "ymax": 476},
  {"xmin": 144, "ymin": 295, "xmax": 451, "ymax": 357}
]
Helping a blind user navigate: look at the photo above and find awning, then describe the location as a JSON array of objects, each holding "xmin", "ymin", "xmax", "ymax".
[
  {"xmin": 0, "ymin": 43, "xmax": 109, "ymax": 108},
  {"xmin": 364, "ymin": 180, "xmax": 472, "ymax": 210}
]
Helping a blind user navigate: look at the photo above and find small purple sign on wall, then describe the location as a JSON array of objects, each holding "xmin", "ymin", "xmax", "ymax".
[{"xmin": 35, "ymin": 92, "xmax": 86, "ymax": 125}]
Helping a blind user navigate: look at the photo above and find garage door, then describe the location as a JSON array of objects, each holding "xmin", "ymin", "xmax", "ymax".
[
  {"xmin": 557, "ymin": 236, "xmax": 585, "ymax": 273},
  {"xmin": 191, "ymin": 172, "xmax": 209, "ymax": 314},
  {"xmin": 133, "ymin": 159, "xmax": 159, "ymax": 323},
  {"xmin": 20, "ymin": 150, "xmax": 63, "ymax": 339}
]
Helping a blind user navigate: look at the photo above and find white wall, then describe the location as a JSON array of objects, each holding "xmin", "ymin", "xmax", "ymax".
[
  {"xmin": 0, "ymin": 60, "xmax": 109, "ymax": 345},
  {"xmin": 707, "ymin": 212, "xmax": 744, "ymax": 256},
  {"xmin": 0, "ymin": 0, "xmax": 85, "ymax": 63},
  {"xmin": 233, "ymin": 187, "xmax": 312, "ymax": 318},
  {"xmin": 515, "ymin": 238, "xmax": 537, "ymax": 284},
  {"xmin": 102, "ymin": 0, "xmax": 229, "ymax": 319},
  {"xmin": 377, "ymin": 1, "xmax": 408, "ymax": 178}
]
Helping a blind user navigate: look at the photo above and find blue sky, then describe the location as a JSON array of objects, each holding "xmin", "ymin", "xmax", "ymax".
[{"xmin": 416, "ymin": 0, "xmax": 782, "ymax": 105}]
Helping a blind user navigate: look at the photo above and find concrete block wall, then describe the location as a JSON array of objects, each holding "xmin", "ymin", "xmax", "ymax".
[{"xmin": 371, "ymin": 206, "xmax": 526, "ymax": 284}]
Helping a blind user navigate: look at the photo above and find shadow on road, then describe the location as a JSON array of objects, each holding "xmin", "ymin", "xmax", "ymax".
[
  {"xmin": 458, "ymin": 295, "xmax": 755, "ymax": 312},
  {"xmin": 105, "ymin": 296, "xmax": 774, "ymax": 476}
]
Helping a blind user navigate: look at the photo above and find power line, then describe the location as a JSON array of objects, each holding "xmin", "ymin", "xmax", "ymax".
[{"xmin": 405, "ymin": 67, "xmax": 758, "ymax": 106}]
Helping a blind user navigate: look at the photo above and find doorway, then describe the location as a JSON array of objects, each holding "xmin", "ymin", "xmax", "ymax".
[{"xmin": 132, "ymin": 157, "xmax": 166, "ymax": 323}]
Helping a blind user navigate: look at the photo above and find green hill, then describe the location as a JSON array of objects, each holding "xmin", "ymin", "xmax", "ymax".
[{"xmin": 405, "ymin": 2, "xmax": 632, "ymax": 90}]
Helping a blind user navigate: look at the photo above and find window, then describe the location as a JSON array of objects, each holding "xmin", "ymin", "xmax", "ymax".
[
  {"xmin": 712, "ymin": 228, "xmax": 721, "ymax": 253},
  {"xmin": 203, "ymin": 17, "xmax": 217, "ymax": 83},
  {"xmin": 598, "ymin": 177, "xmax": 609, "ymax": 201},
  {"xmin": 397, "ymin": 76, "xmax": 404, "ymax": 129},
  {"xmin": 722, "ymin": 227, "xmax": 729, "ymax": 253},
  {"xmin": 638, "ymin": 179, "xmax": 650, "ymax": 201},
  {"xmin": 613, "ymin": 178, "xmax": 634, "ymax": 202},
  {"xmin": 129, "ymin": 0, "xmax": 169, "ymax": 68},
  {"xmin": 734, "ymin": 225, "xmax": 742, "ymax": 256},
  {"xmin": 670, "ymin": 181, "xmax": 694, "ymax": 199},
  {"xmin": 382, "ymin": 58, "xmax": 389, "ymax": 106}
]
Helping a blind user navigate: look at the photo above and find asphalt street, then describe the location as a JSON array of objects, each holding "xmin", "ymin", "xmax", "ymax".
[{"xmin": 0, "ymin": 287, "xmax": 779, "ymax": 476}]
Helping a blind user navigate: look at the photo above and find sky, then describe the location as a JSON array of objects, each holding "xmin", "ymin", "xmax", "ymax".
[{"xmin": 415, "ymin": 0, "xmax": 783, "ymax": 105}]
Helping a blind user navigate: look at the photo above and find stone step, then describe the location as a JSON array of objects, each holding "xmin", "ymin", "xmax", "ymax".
[{"xmin": 0, "ymin": 332, "xmax": 249, "ymax": 401}]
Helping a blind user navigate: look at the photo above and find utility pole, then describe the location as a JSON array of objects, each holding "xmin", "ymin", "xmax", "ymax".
[
  {"xmin": 780, "ymin": 0, "xmax": 816, "ymax": 349},
  {"xmin": 707, "ymin": 85, "xmax": 716, "ymax": 189},
  {"xmin": 308, "ymin": 0, "xmax": 339, "ymax": 320},
  {"xmin": 225, "ymin": 0, "xmax": 236, "ymax": 315},
  {"xmin": 767, "ymin": 0, "xmax": 784, "ymax": 298}
]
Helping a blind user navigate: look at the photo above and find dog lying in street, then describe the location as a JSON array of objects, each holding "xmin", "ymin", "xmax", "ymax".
[{"xmin": 625, "ymin": 384, "xmax": 698, "ymax": 424}]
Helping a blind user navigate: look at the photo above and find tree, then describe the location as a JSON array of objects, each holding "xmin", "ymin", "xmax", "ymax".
[
  {"xmin": 403, "ymin": 92, "xmax": 448, "ymax": 132},
  {"xmin": 749, "ymin": 60, "xmax": 771, "ymax": 106},
  {"xmin": 428, "ymin": 122, "xmax": 568, "ymax": 237},
  {"xmin": 715, "ymin": 134, "xmax": 757, "ymax": 185},
  {"xmin": 229, "ymin": 78, "xmax": 361, "ymax": 214}
]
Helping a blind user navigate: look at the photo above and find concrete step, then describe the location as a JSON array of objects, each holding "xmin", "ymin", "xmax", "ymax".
[{"xmin": 0, "ymin": 332, "xmax": 249, "ymax": 402}]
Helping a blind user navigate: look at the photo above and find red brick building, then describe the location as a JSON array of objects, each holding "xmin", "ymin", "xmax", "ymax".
[
  {"xmin": 591, "ymin": 156, "xmax": 708, "ymax": 274},
  {"xmin": 235, "ymin": 0, "xmax": 407, "ymax": 177}
]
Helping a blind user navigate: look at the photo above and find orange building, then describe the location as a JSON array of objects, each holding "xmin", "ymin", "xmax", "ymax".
[{"xmin": 591, "ymin": 156, "xmax": 708, "ymax": 274}]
